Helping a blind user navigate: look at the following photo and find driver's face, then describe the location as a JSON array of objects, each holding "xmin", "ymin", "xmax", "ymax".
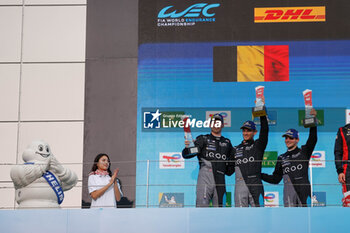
[
  {"xmin": 242, "ymin": 128, "xmax": 256, "ymax": 141},
  {"xmin": 284, "ymin": 136, "xmax": 299, "ymax": 149},
  {"xmin": 211, "ymin": 120, "xmax": 223, "ymax": 134}
]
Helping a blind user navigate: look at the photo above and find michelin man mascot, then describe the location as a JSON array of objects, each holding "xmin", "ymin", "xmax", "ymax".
[{"xmin": 10, "ymin": 140, "xmax": 78, "ymax": 208}]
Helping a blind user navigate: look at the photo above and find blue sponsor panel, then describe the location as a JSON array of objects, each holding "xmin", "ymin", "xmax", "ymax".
[
  {"xmin": 309, "ymin": 132, "xmax": 341, "ymax": 207},
  {"xmin": 136, "ymin": 126, "xmax": 345, "ymax": 207},
  {"xmin": 137, "ymin": 40, "xmax": 350, "ymax": 207},
  {"xmin": 142, "ymin": 107, "xmax": 345, "ymax": 132},
  {"xmin": 136, "ymin": 131, "xmax": 342, "ymax": 207},
  {"xmin": 1, "ymin": 208, "xmax": 350, "ymax": 233},
  {"xmin": 139, "ymin": 41, "xmax": 350, "ymax": 108},
  {"xmin": 136, "ymin": 130, "xmax": 198, "ymax": 207}
]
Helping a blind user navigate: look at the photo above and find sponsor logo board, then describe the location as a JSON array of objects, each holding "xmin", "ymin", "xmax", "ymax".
[
  {"xmin": 262, "ymin": 151, "xmax": 278, "ymax": 168},
  {"xmin": 310, "ymin": 151, "xmax": 326, "ymax": 168},
  {"xmin": 159, "ymin": 152, "xmax": 185, "ymax": 169},
  {"xmin": 312, "ymin": 192, "xmax": 326, "ymax": 207},
  {"xmin": 143, "ymin": 109, "xmax": 222, "ymax": 130},
  {"xmin": 254, "ymin": 110, "xmax": 277, "ymax": 126},
  {"xmin": 159, "ymin": 192, "xmax": 184, "ymax": 207},
  {"xmin": 157, "ymin": 3, "xmax": 220, "ymax": 27},
  {"xmin": 264, "ymin": 192, "xmax": 279, "ymax": 207},
  {"xmin": 144, "ymin": 109, "xmax": 162, "ymax": 129},
  {"xmin": 298, "ymin": 109, "xmax": 324, "ymax": 126},
  {"xmin": 161, "ymin": 111, "xmax": 186, "ymax": 128},
  {"xmin": 206, "ymin": 111, "xmax": 232, "ymax": 127}
]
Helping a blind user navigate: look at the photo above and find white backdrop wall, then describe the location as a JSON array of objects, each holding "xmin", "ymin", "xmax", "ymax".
[{"xmin": 0, "ymin": 0, "xmax": 86, "ymax": 209}]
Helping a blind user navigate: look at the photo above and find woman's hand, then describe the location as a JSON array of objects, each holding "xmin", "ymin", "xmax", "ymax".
[
  {"xmin": 110, "ymin": 168, "xmax": 119, "ymax": 184},
  {"xmin": 112, "ymin": 168, "xmax": 122, "ymax": 202},
  {"xmin": 90, "ymin": 168, "xmax": 120, "ymax": 201}
]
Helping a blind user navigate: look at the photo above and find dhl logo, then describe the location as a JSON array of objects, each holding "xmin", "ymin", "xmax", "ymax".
[{"xmin": 254, "ymin": 6, "xmax": 325, "ymax": 23}]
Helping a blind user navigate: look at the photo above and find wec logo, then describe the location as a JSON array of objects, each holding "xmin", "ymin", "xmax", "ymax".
[
  {"xmin": 158, "ymin": 3, "xmax": 220, "ymax": 18},
  {"xmin": 255, "ymin": 6, "xmax": 326, "ymax": 23}
]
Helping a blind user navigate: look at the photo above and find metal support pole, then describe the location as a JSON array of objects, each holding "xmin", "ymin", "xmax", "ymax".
[{"xmin": 146, "ymin": 160, "xmax": 150, "ymax": 208}]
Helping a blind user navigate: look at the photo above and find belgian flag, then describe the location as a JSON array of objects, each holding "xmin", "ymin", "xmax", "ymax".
[{"xmin": 213, "ymin": 45, "xmax": 289, "ymax": 82}]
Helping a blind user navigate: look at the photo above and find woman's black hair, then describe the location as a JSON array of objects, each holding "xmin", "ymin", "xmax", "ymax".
[{"xmin": 91, "ymin": 153, "xmax": 112, "ymax": 176}]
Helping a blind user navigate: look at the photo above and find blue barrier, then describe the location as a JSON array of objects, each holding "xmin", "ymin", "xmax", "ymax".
[{"xmin": 1, "ymin": 207, "xmax": 348, "ymax": 233}]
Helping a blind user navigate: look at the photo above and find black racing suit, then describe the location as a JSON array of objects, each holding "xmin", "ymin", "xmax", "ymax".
[
  {"xmin": 262, "ymin": 127, "xmax": 317, "ymax": 207},
  {"xmin": 182, "ymin": 134, "xmax": 235, "ymax": 207},
  {"xmin": 234, "ymin": 116, "xmax": 268, "ymax": 207},
  {"xmin": 334, "ymin": 124, "xmax": 350, "ymax": 194}
]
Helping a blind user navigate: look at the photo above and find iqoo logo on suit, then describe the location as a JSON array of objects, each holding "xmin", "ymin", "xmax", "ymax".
[
  {"xmin": 346, "ymin": 109, "xmax": 350, "ymax": 124},
  {"xmin": 264, "ymin": 192, "xmax": 279, "ymax": 207},
  {"xmin": 157, "ymin": 3, "xmax": 220, "ymax": 27}
]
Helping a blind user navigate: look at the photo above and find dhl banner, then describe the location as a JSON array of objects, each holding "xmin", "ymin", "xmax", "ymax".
[{"xmin": 254, "ymin": 6, "xmax": 326, "ymax": 23}]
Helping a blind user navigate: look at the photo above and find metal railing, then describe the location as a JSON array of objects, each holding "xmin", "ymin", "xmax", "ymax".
[{"xmin": 0, "ymin": 159, "xmax": 346, "ymax": 209}]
